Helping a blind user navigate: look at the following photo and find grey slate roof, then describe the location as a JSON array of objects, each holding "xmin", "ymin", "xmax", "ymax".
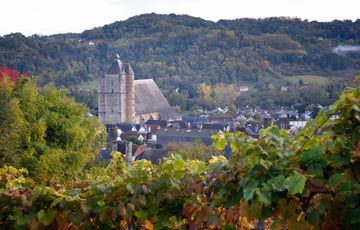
[
  {"xmin": 207, "ymin": 116, "xmax": 233, "ymax": 122},
  {"xmin": 137, "ymin": 149, "xmax": 171, "ymax": 165},
  {"xmin": 145, "ymin": 120, "xmax": 168, "ymax": 127},
  {"xmin": 134, "ymin": 79, "xmax": 179, "ymax": 120},
  {"xmin": 106, "ymin": 58, "xmax": 134, "ymax": 75},
  {"xmin": 202, "ymin": 123, "xmax": 228, "ymax": 131},
  {"xmin": 156, "ymin": 128, "xmax": 219, "ymax": 146},
  {"xmin": 116, "ymin": 123, "xmax": 133, "ymax": 132}
]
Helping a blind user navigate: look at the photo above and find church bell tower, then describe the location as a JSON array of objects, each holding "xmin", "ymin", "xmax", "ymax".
[{"xmin": 98, "ymin": 55, "xmax": 135, "ymax": 123}]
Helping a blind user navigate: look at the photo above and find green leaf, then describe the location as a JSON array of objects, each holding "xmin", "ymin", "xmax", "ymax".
[
  {"xmin": 126, "ymin": 183, "xmax": 140, "ymax": 194},
  {"xmin": 268, "ymin": 175, "xmax": 286, "ymax": 192},
  {"xmin": 230, "ymin": 141, "xmax": 239, "ymax": 152},
  {"xmin": 50, "ymin": 197, "xmax": 63, "ymax": 208},
  {"xmin": 259, "ymin": 159, "xmax": 272, "ymax": 169},
  {"xmin": 212, "ymin": 134, "xmax": 227, "ymax": 150},
  {"xmin": 175, "ymin": 158, "xmax": 184, "ymax": 171},
  {"xmin": 307, "ymin": 162, "xmax": 325, "ymax": 175},
  {"xmin": 308, "ymin": 209, "xmax": 321, "ymax": 226},
  {"xmin": 67, "ymin": 188, "xmax": 81, "ymax": 196},
  {"xmin": 37, "ymin": 209, "xmax": 57, "ymax": 226},
  {"xmin": 244, "ymin": 155, "xmax": 259, "ymax": 168},
  {"xmin": 283, "ymin": 175, "xmax": 307, "ymax": 195},
  {"xmin": 68, "ymin": 211, "xmax": 83, "ymax": 225},
  {"xmin": 243, "ymin": 179, "xmax": 258, "ymax": 201},
  {"xmin": 333, "ymin": 153, "xmax": 350, "ymax": 166},
  {"xmin": 135, "ymin": 209, "xmax": 148, "ymax": 219},
  {"xmin": 329, "ymin": 173, "xmax": 342, "ymax": 188},
  {"xmin": 256, "ymin": 188, "xmax": 271, "ymax": 205},
  {"xmin": 15, "ymin": 211, "xmax": 32, "ymax": 226},
  {"xmin": 302, "ymin": 146, "xmax": 322, "ymax": 161}
]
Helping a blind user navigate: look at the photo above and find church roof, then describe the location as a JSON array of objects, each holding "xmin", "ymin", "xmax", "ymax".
[
  {"xmin": 134, "ymin": 79, "xmax": 179, "ymax": 120},
  {"xmin": 106, "ymin": 58, "xmax": 134, "ymax": 75}
]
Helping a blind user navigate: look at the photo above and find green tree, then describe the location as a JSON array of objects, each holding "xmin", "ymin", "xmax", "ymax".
[
  {"xmin": 166, "ymin": 141, "xmax": 224, "ymax": 162},
  {"xmin": 259, "ymin": 98, "xmax": 274, "ymax": 110},
  {"xmin": 0, "ymin": 77, "xmax": 24, "ymax": 167},
  {"xmin": 2, "ymin": 78, "xmax": 106, "ymax": 181},
  {"xmin": 126, "ymin": 136, "xmax": 142, "ymax": 146},
  {"xmin": 167, "ymin": 92, "xmax": 186, "ymax": 110}
]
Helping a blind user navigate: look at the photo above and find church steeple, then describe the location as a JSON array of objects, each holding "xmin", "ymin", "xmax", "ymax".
[
  {"xmin": 98, "ymin": 55, "xmax": 135, "ymax": 123},
  {"xmin": 107, "ymin": 54, "xmax": 123, "ymax": 74}
]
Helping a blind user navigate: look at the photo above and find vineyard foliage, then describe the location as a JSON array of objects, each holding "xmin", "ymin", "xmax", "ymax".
[{"xmin": 0, "ymin": 80, "xmax": 359, "ymax": 229}]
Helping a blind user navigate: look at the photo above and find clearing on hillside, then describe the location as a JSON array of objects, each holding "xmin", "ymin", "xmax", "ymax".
[{"xmin": 285, "ymin": 75, "xmax": 332, "ymax": 85}]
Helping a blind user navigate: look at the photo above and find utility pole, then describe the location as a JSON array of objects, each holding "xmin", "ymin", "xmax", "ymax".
[{"xmin": 125, "ymin": 141, "xmax": 133, "ymax": 167}]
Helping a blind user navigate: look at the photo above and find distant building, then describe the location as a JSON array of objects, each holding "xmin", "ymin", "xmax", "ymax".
[
  {"xmin": 98, "ymin": 55, "xmax": 178, "ymax": 124},
  {"xmin": 289, "ymin": 120, "xmax": 308, "ymax": 129},
  {"xmin": 207, "ymin": 116, "xmax": 233, "ymax": 123},
  {"xmin": 202, "ymin": 123, "xmax": 230, "ymax": 132},
  {"xmin": 156, "ymin": 128, "xmax": 219, "ymax": 146},
  {"xmin": 239, "ymin": 86, "xmax": 249, "ymax": 92}
]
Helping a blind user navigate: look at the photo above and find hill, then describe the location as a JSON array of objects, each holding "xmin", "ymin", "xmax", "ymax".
[{"xmin": 0, "ymin": 13, "xmax": 359, "ymax": 110}]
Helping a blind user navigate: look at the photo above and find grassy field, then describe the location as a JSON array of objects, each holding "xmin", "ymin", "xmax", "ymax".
[
  {"xmin": 285, "ymin": 75, "xmax": 332, "ymax": 85},
  {"xmin": 80, "ymin": 80, "xmax": 98, "ymax": 90}
]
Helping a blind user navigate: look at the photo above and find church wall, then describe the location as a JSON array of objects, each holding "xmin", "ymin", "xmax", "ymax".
[
  {"xmin": 125, "ymin": 73, "xmax": 135, "ymax": 122},
  {"xmin": 98, "ymin": 76, "xmax": 105, "ymax": 122}
]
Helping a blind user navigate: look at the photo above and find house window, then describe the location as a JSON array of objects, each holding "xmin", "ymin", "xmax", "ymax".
[
  {"xmin": 111, "ymin": 80, "xmax": 114, "ymax": 86},
  {"xmin": 111, "ymin": 89, "xmax": 114, "ymax": 93},
  {"xmin": 111, "ymin": 108, "xmax": 114, "ymax": 113}
]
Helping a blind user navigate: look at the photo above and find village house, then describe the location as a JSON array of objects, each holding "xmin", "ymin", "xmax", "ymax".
[
  {"xmin": 239, "ymin": 86, "xmax": 249, "ymax": 92},
  {"xmin": 155, "ymin": 128, "xmax": 220, "ymax": 147}
]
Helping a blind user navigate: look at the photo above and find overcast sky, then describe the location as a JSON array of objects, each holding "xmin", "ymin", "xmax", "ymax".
[{"xmin": 1, "ymin": 0, "xmax": 359, "ymax": 36}]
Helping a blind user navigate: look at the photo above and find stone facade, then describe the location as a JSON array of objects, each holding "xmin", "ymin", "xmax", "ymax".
[
  {"xmin": 98, "ymin": 56, "xmax": 135, "ymax": 123},
  {"xmin": 99, "ymin": 56, "xmax": 179, "ymax": 124}
]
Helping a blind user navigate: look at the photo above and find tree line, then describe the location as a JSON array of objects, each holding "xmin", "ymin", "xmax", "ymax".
[{"xmin": 0, "ymin": 14, "xmax": 359, "ymax": 110}]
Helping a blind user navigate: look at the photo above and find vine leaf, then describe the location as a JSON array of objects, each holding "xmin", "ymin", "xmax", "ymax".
[
  {"xmin": 283, "ymin": 175, "xmax": 306, "ymax": 195},
  {"xmin": 243, "ymin": 180, "xmax": 258, "ymax": 201},
  {"xmin": 256, "ymin": 189, "xmax": 271, "ymax": 205},
  {"xmin": 37, "ymin": 209, "xmax": 57, "ymax": 226}
]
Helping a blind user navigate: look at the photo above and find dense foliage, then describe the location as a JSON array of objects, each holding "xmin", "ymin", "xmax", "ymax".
[
  {"xmin": 166, "ymin": 141, "xmax": 225, "ymax": 162},
  {"xmin": 0, "ymin": 14, "xmax": 359, "ymax": 110},
  {"xmin": 0, "ymin": 79, "xmax": 358, "ymax": 229},
  {"xmin": 0, "ymin": 76, "xmax": 105, "ymax": 182},
  {"xmin": 0, "ymin": 66, "xmax": 28, "ymax": 82}
]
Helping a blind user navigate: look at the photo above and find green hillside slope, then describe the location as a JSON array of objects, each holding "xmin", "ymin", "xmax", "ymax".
[{"xmin": 0, "ymin": 13, "xmax": 359, "ymax": 110}]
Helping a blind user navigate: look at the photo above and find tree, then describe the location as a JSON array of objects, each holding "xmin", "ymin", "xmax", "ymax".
[
  {"xmin": 259, "ymin": 98, "xmax": 274, "ymax": 110},
  {"xmin": 167, "ymin": 92, "xmax": 186, "ymax": 110},
  {"xmin": 0, "ymin": 77, "xmax": 24, "ymax": 167},
  {"xmin": 1, "ymin": 77, "xmax": 106, "ymax": 181},
  {"xmin": 126, "ymin": 136, "xmax": 142, "ymax": 146},
  {"xmin": 166, "ymin": 141, "xmax": 224, "ymax": 162},
  {"xmin": 197, "ymin": 83, "xmax": 212, "ymax": 108}
]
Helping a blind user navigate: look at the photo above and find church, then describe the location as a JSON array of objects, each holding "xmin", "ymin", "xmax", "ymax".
[{"xmin": 98, "ymin": 55, "xmax": 179, "ymax": 124}]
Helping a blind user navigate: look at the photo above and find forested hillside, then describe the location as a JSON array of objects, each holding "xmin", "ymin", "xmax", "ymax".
[{"xmin": 1, "ymin": 14, "xmax": 360, "ymax": 110}]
